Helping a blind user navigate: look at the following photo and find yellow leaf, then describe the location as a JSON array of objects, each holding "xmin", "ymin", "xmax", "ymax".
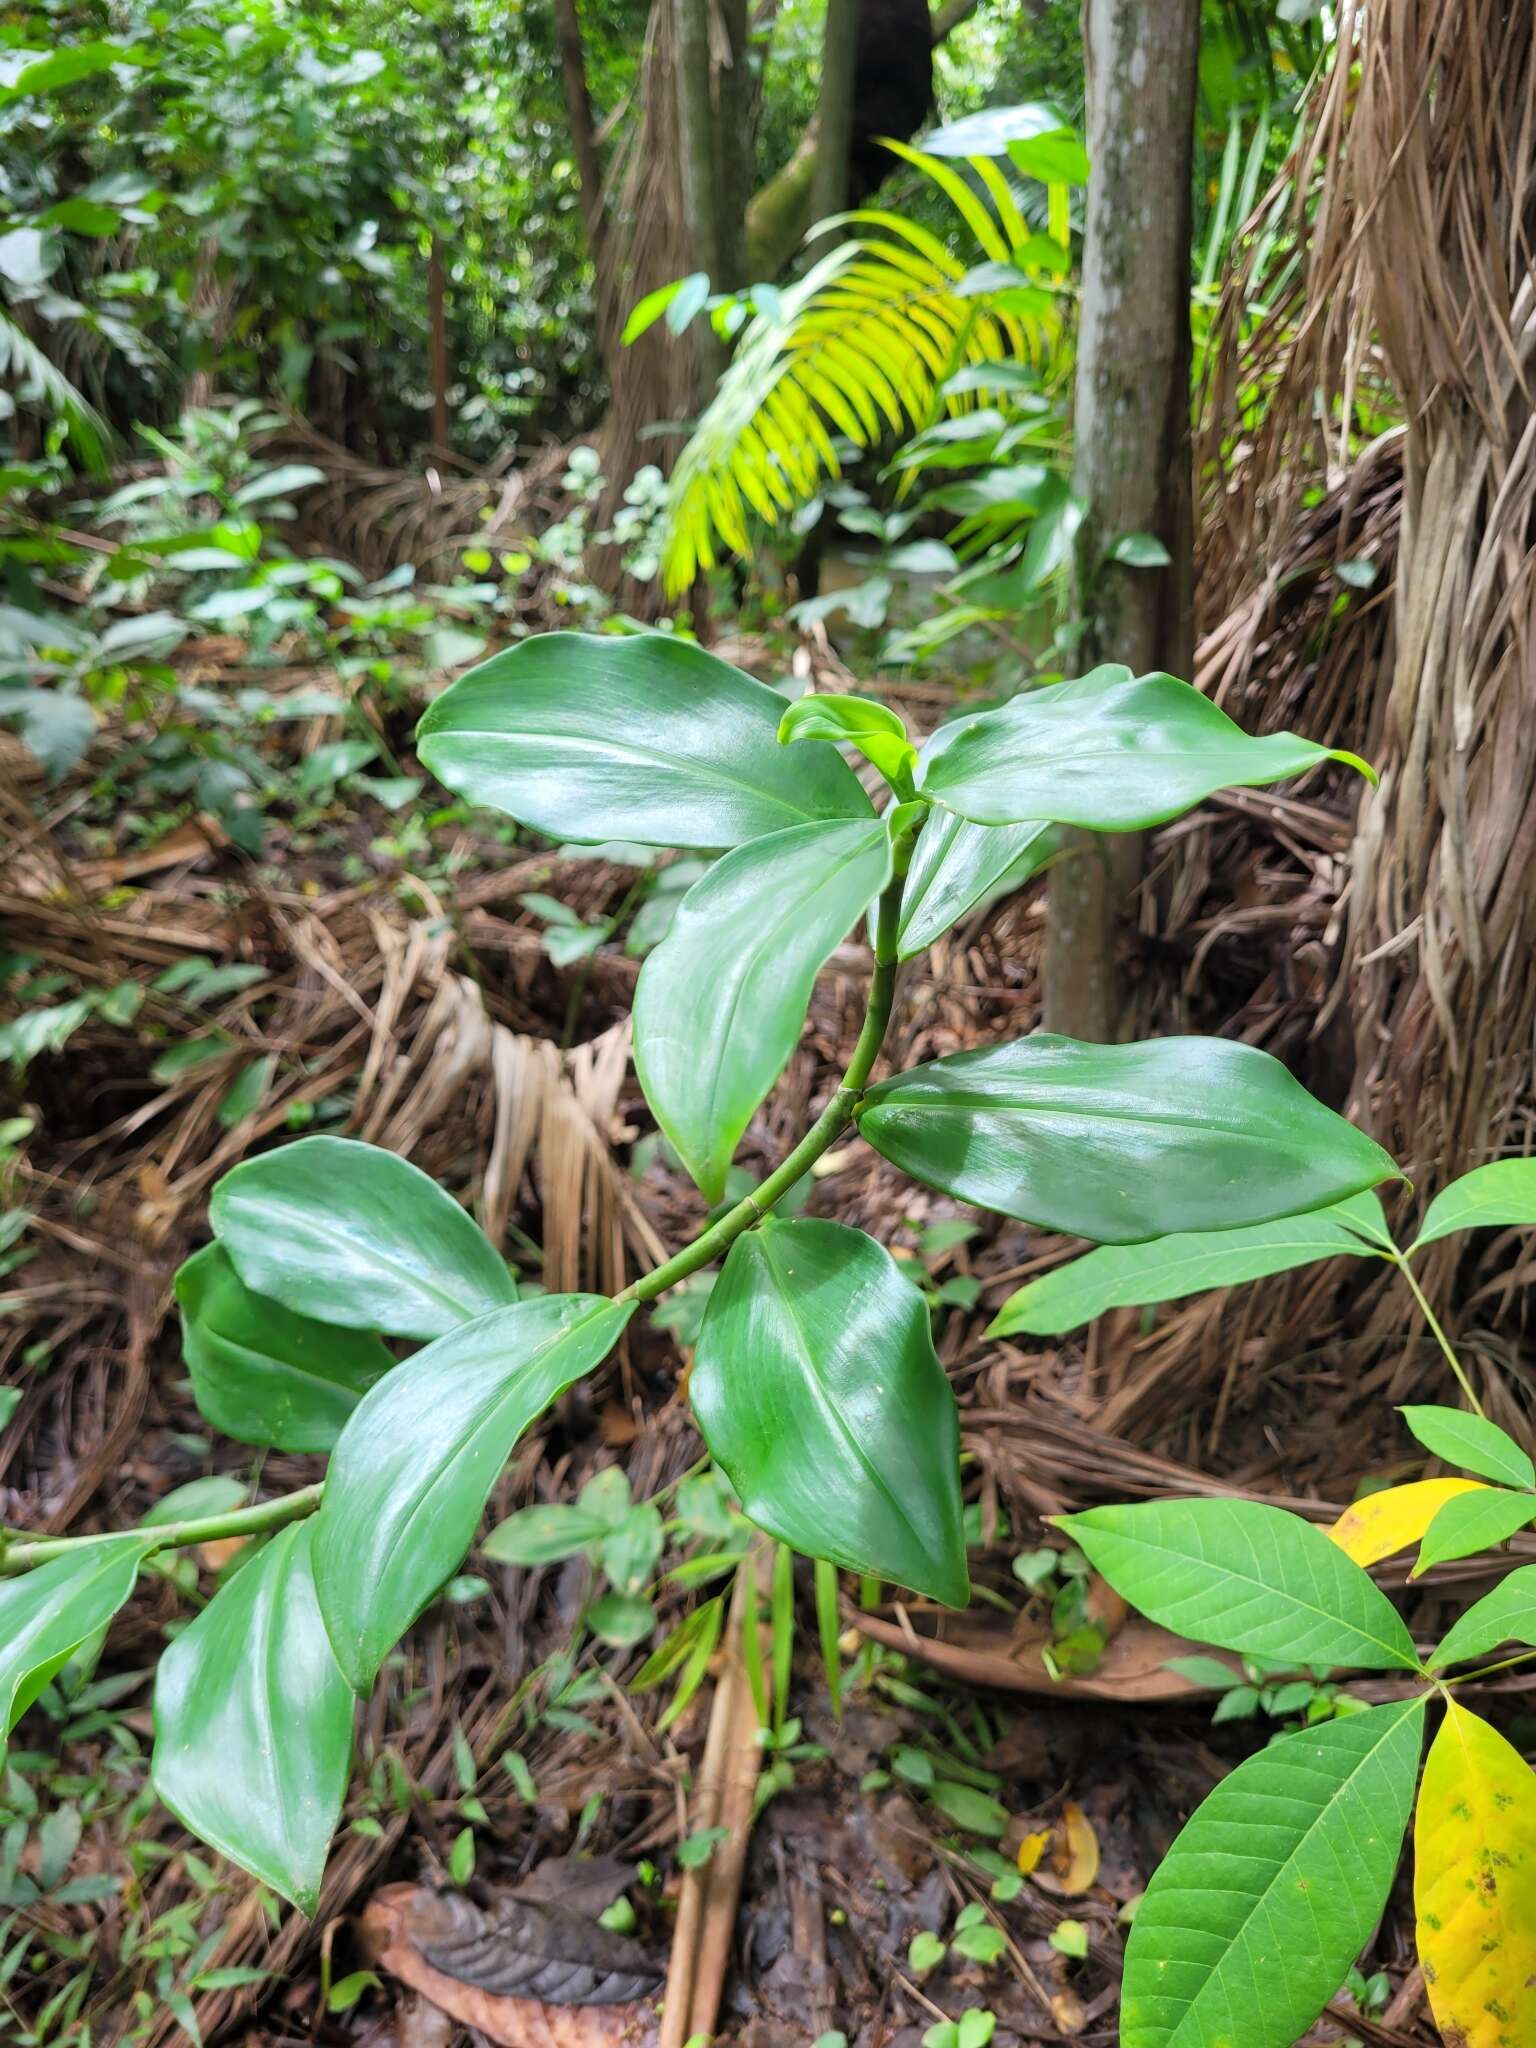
[
  {"xmin": 1329, "ymin": 1479, "xmax": 1487, "ymax": 1566},
  {"xmin": 1415, "ymin": 1700, "xmax": 1536, "ymax": 2048},
  {"xmin": 1052, "ymin": 1801, "xmax": 1100, "ymax": 1894},
  {"xmin": 1016, "ymin": 1828, "xmax": 1050, "ymax": 1875}
]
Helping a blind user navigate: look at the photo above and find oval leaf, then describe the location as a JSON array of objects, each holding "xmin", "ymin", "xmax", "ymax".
[
  {"xmin": 1412, "ymin": 1488, "xmax": 1536, "ymax": 1575},
  {"xmin": 1329, "ymin": 1480, "xmax": 1488, "ymax": 1568},
  {"xmin": 152, "ymin": 1521, "xmax": 352, "ymax": 1913},
  {"xmin": 1399, "ymin": 1404, "xmax": 1535, "ymax": 1489},
  {"xmin": 634, "ymin": 820, "xmax": 891, "ymax": 1201},
  {"xmin": 1431, "ymin": 1565, "xmax": 1536, "ymax": 1670},
  {"xmin": 175, "ymin": 1243, "xmax": 394, "ymax": 1453},
  {"xmin": 1122, "ymin": 1698, "xmax": 1425, "ymax": 2048},
  {"xmin": 315, "ymin": 1297, "xmax": 633, "ymax": 1691},
  {"xmin": 691, "ymin": 1218, "xmax": 967, "ymax": 1605},
  {"xmin": 989, "ymin": 1194, "xmax": 1391, "ymax": 1336},
  {"xmin": 859, "ymin": 1035, "xmax": 1399, "ymax": 1244},
  {"xmin": 896, "ymin": 811, "xmax": 1060, "ymax": 961},
  {"xmin": 1059, "ymin": 1499, "xmax": 1420, "ymax": 1670},
  {"xmin": 1415, "ymin": 1702, "xmax": 1536, "ymax": 2048},
  {"xmin": 0, "ymin": 1538, "xmax": 151, "ymax": 1756},
  {"xmin": 919, "ymin": 668, "xmax": 1373, "ymax": 830},
  {"xmin": 1412, "ymin": 1159, "xmax": 1536, "ymax": 1249},
  {"xmin": 210, "ymin": 1136, "xmax": 517, "ymax": 1340},
  {"xmin": 416, "ymin": 633, "xmax": 872, "ymax": 850}
]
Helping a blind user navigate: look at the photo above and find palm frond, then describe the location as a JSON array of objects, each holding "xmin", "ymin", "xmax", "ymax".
[
  {"xmin": 0, "ymin": 305, "xmax": 110, "ymax": 470},
  {"xmin": 659, "ymin": 145, "xmax": 1069, "ymax": 595}
]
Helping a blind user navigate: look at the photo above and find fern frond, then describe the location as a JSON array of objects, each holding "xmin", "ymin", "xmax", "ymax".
[{"xmin": 659, "ymin": 153, "xmax": 1067, "ymax": 595}]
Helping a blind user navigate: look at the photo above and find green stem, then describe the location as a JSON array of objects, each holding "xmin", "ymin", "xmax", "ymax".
[
  {"xmin": 1, "ymin": 864, "xmax": 913, "ymax": 1575},
  {"xmin": 1391, "ymin": 1251, "xmax": 1487, "ymax": 1419},
  {"xmin": 1, "ymin": 1483, "xmax": 324, "ymax": 1575},
  {"xmin": 1442, "ymin": 1645, "xmax": 1536, "ymax": 1686}
]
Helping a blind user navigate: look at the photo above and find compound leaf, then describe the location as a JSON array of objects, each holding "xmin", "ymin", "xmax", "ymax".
[
  {"xmin": 691, "ymin": 1218, "xmax": 967, "ymax": 1605},
  {"xmin": 417, "ymin": 633, "xmax": 872, "ymax": 849},
  {"xmin": 1060, "ymin": 1499, "xmax": 1419, "ymax": 1670},
  {"xmin": 1415, "ymin": 1702, "xmax": 1536, "ymax": 2048},
  {"xmin": 211, "ymin": 1136, "xmax": 516, "ymax": 1341},
  {"xmin": 175, "ymin": 1243, "xmax": 394, "ymax": 1453},
  {"xmin": 314, "ymin": 1297, "xmax": 632, "ymax": 1691},
  {"xmin": 1121, "ymin": 1697, "xmax": 1425, "ymax": 2048},
  {"xmin": 858, "ymin": 1036, "xmax": 1399, "ymax": 1244},
  {"xmin": 152, "ymin": 1520, "xmax": 352, "ymax": 1913},
  {"xmin": 634, "ymin": 820, "xmax": 891, "ymax": 1202}
]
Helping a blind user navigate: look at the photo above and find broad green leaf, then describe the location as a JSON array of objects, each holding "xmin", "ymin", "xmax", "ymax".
[
  {"xmin": 1415, "ymin": 1702, "xmax": 1536, "ymax": 2048},
  {"xmin": 0, "ymin": 1539, "xmax": 151, "ymax": 1755},
  {"xmin": 988, "ymin": 1194, "xmax": 1391, "ymax": 1336},
  {"xmin": 1399, "ymin": 1405, "xmax": 1535, "ymax": 1489},
  {"xmin": 1059, "ymin": 1499, "xmax": 1419, "ymax": 1670},
  {"xmin": 210, "ymin": 1136, "xmax": 516, "ymax": 1340},
  {"xmin": 1411, "ymin": 1159, "xmax": 1536, "ymax": 1249},
  {"xmin": 152, "ymin": 1521, "xmax": 352, "ymax": 1913},
  {"xmin": 480, "ymin": 1504, "xmax": 608, "ymax": 1566},
  {"xmin": 416, "ymin": 633, "xmax": 872, "ymax": 850},
  {"xmin": 1121, "ymin": 1697, "xmax": 1425, "ymax": 2048},
  {"xmin": 896, "ymin": 810, "xmax": 1060, "ymax": 961},
  {"xmin": 858, "ymin": 1036, "xmax": 1398, "ymax": 1244},
  {"xmin": 924, "ymin": 101, "xmax": 1088, "ymax": 185},
  {"xmin": 777, "ymin": 692, "xmax": 917, "ymax": 788},
  {"xmin": 175, "ymin": 1244, "xmax": 394, "ymax": 1454},
  {"xmin": 1430, "ymin": 1564, "xmax": 1536, "ymax": 1669},
  {"xmin": 1328, "ymin": 1480, "xmax": 1488, "ymax": 1568},
  {"xmin": 634, "ymin": 820, "xmax": 891, "ymax": 1202},
  {"xmin": 691, "ymin": 1219, "xmax": 967, "ymax": 1605},
  {"xmin": 1412, "ymin": 1488, "xmax": 1536, "ymax": 1574},
  {"xmin": 314, "ymin": 1297, "xmax": 633, "ymax": 1691},
  {"xmin": 919, "ymin": 669, "xmax": 1374, "ymax": 831}
]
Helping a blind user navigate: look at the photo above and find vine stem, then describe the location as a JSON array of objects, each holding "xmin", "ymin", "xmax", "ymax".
[
  {"xmin": 1391, "ymin": 1250, "xmax": 1487, "ymax": 1419},
  {"xmin": 0, "ymin": 859, "xmax": 912, "ymax": 1578}
]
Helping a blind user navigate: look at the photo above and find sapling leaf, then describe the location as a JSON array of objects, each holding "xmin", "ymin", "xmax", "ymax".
[
  {"xmin": 1414, "ymin": 1702, "xmax": 1536, "ymax": 2048},
  {"xmin": 1399, "ymin": 1404, "xmax": 1536, "ymax": 1489},
  {"xmin": 1060, "ymin": 1499, "xmax": 1420, "ymax": 1669},
  {"xmin": 691, "ymin": 1219, "xmax": 968, "ymax": 1605},
  {"xmin": 777, "ymin": 692, "xmax": 918, "ymax": 789},
  {"xmin": 0, "ymin": 1537, "xmax": 153, "ymax": 1758},
  {"xmin": 859, "ymin": 1036, "xmax": 1399, "ymax": 1244},
  {"xmin": 633, "ymin": 819, "xmax": 891, "ymax": 1202},
  {"xmin": 1430, "ymin": 1563, "xmax": 1536, "ymax": 1669},
  {"xmin": 210, "ymin": 1136, "xmax": 517, "ymax": 1340},
  {"xmin": 1412, "ymin": 1488, "xmax": 1536, "ymax": 1574},
  {"xmin": 152, "ymin": 1520, "xmax": 352, "ymax": 1914},
  {"xmin": 1328, "ymin": 1478, "xmax": 1489, "ymax": 1568},
  {"xmin": 919, "ymin": 668, "xmax": 1375, "ymax": 830},
  {"xmin": 1411, "ymin": 1158, "xmax": 1536, "ymax": 1249},
  {"xmin": 1120, "ymin": 1697, "xmax": 1425, "ymax": 2048},
  {"xmin": 417, "ymin": 633, "xmax": 872, "ymax": 849},
  {"xmin": 896, "ymin": 810, "xmax": 1060, "ymax": 960},
  {"xmin": 314, "ymin": 1297, "xmax": 634, "ymax": 1691}
]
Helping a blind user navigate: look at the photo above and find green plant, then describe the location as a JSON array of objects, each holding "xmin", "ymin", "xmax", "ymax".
[{"xmin": 0, "ymin": 628, "xmax": 1424, "ymax": 1947}]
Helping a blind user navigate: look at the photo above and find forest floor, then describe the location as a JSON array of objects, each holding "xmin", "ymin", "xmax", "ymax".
[{"xmin": 0, "ymin": 620, "xmax": 1501, "ymax": 2048}]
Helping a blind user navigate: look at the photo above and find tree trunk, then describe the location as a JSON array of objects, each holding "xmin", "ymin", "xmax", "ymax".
[
  {"xmin": 428, "ymin": 236, "xmax": 451, "ymax": 458},
  {"xmin": 1042, "ymin": 0, "xmax": 1200, "ymax": 1040},
  {"xmin": 810, "ymin": 0, "xmax": 859, "ymax": 241},
  {"xmin": 674, "ymin": 0, "xmax": 727, "ymax": 385},
  {"xmin": 553, "ymin": 0, "xmax": 606, "ymax": 266}
]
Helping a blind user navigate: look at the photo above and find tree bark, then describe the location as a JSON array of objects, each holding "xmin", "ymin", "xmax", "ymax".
[
  {"xmin": 1042, "ymin": 0, "xmax": 1200, "ymax": 1040},
  {"xmin": 428, "ymin": 235, "xmax": 451, "ymax": 458},
  {"xmin": 810, "ymin": 0, "xmax": 859, "ymax": 238},
  {"xmin": 674, "ymin": 0, "xmax": 727, "ymax": 385},
  {"xmin": 553, "ymin": 0, "xmax": 606, "ymax": 266}
]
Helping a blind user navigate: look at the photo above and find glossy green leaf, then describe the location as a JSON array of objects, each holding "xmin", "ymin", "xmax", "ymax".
[
  {"xmin": 634, "ymin": 820, "xmax": 891, "ymax": 1202},
  {"xmin": 896, "ymin": 811, "xmax": 1060, "ymax": 961},
  {"xmin": 210, "ymin": 1136, "xmax": 516, "ymax": 1340},
  {"xmin": 858, "ymin": 1035, "xmax": 1398, "ymax": 1243},
  {"xmin": 1412, "ymin": 1160, "xmax": 1536, "ymax": 1249},
  {"xmin": 417, "ymin": 633, "xmax": 872, "ymax": 850},
  {"xmin": 1059, "ymin": 1499, "xmax": 1419, "ymax": 1669},
  {"xmin": 0, "ymin": 1538, "xmax": 151, "ymax": 1756},
  {"xmin": 175, "ymin": 1243, "xmax": 394, "ymax": 1453},
  {"xmin": 919, "ymin": 669, "xmax": 1374, "ymax": 830},
  {"xmin": 988, "ymin": 1194, "xmax": 1392, "ymax": 1336},
  {"xmin": 152, "ymin": 1521, "xmax": 352, "ymax": 1913},
  {"xmin": 1120, "ymin": 1697, "xmax": 1425, "ymax": 2048},
  {"xmin": 691, "ymin": 1218, "xmax": 967, "ymax": 1604},
  {"xmin": 1399, "ymin": 1405, "xmax": 1536, "ymax": 1489},
  {"xmin": 314, "ymin": 1296, "xmax": 633, "ymax": 1691},
  {"xmin": 1412, "ymin": 1489, "xmax": 1536, "ymax": 1575},
  {"xmin": 777, "ymin": 692, "xmax": 917, "ymax": 789},
  {"xmin": 1430, "ymin": 1565, "xmax": 1536, "ymax": 1669}
]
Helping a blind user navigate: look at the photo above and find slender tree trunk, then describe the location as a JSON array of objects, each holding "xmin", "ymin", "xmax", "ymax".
[
  {"xmin": 553, "ymin": 0, "xmax": 606, "ymax": 266},
  {"xmin": 674, "ymin": 0, "xmax": 727, "ymax": 385},
  {"xmin": 427, "ymin": 236, "xmax": 451, "ymax": 458},
  {"xmin": 810, "ymin": 0, "xmax": 859, "ymax": 239},
  {"xmin": 1042, "ymin": 0, "xmax": 1200, "ymax": 1040},
  {"xmin": 716, "ymin": 0, "xmax": 751, "ymax": 289}
]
